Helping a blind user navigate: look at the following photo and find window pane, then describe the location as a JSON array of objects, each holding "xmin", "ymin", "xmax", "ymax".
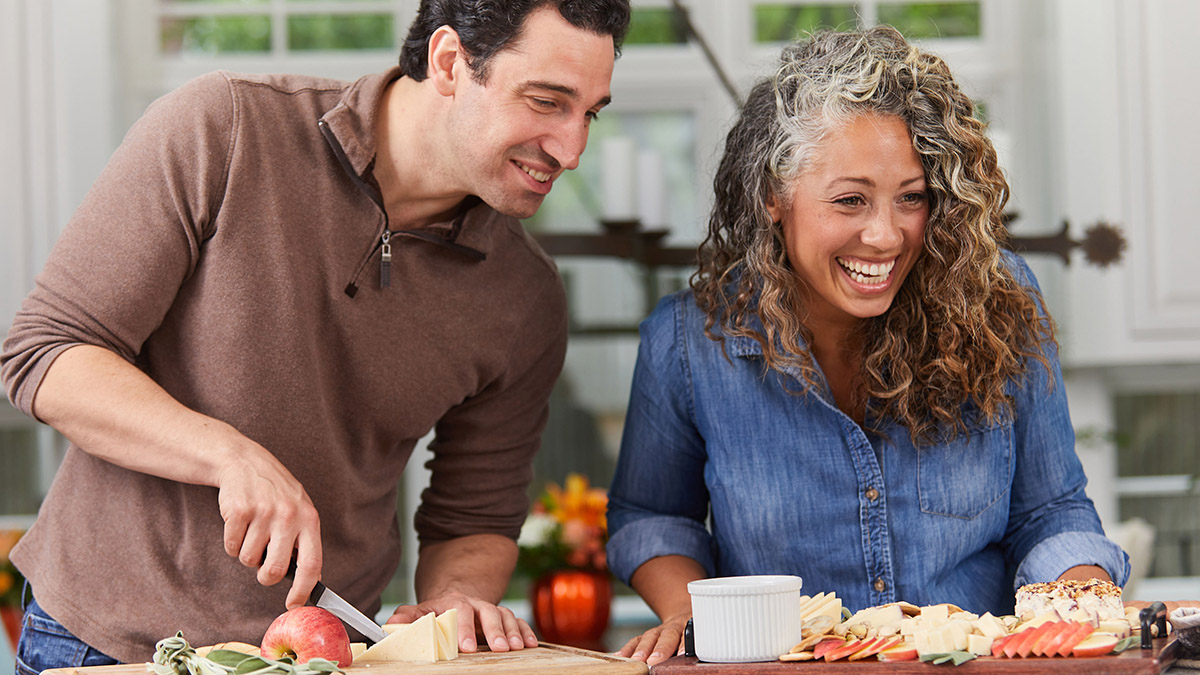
[
  {"xmin": 754, "ymin": 3, "xmax": 859, "ymax": 43},
  {"xmin": 625, "ymin": 8, "xmax": 687, "ymax": 45},
  {"xmin": 877, "ymin": 2, "xmax": 982, "ymax": 39},
  {"xmin": 0, "ymin": 428, "xmax": 43, "ymax": 514},
  {"xmin": 160, "ymin": 15, "xmax": 271, "ymax": 54},
  {"xmin": 287, "ymin": 14, "xmax": 393, "ymax": 51}
]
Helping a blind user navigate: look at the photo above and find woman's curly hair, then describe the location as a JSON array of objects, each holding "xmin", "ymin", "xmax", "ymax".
[{"xmin": 692, "ymin": 25, "xmax": 1054, "ymax": 445}]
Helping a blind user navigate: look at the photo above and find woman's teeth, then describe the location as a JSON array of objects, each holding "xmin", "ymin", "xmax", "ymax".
[
  {"xmin": 837, "ymin": 257, "xmax": 895, "ymax": 285},
  {"xmin": 517, "ymin": 161, "xmax": 551, "ymax": 183}
]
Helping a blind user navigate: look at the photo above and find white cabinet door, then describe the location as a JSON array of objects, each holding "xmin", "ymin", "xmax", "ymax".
[{"xmin": 1055, "ymin": 0, "xmax": 1200, "ymax": 366}]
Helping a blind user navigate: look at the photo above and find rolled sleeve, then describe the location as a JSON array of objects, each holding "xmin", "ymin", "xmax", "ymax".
[
  {"xmin": 1014, "ymin": 531, "xmax": 1131, "ymax": 589},
  {"xmin": 606, "ymin": 293, "xmax": 713, "ymax": 586},
  {"xmin": 606, "ymin": 511, "xmax": 716, "ymax": 585}
]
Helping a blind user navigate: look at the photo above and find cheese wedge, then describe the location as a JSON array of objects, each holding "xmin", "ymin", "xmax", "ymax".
[
  {"xmin": 435, "ymin": 609, "xmax": 459, "ymax": 661},
  {"xmin": 358, "ymin": 612, "xmax": 438, "ymax": 663}
]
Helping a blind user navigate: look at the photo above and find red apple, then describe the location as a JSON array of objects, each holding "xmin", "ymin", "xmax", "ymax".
[{"xmin": 261, "ymin": 607, "xmax": 353, "ymax": 666}]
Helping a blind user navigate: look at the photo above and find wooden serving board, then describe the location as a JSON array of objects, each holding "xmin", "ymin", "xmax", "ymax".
[
  {"xmin": 42, "ymin": 643, "xmax": 648, "ymax": 675},
  {"xmin": 649, "ymin": 637, "xmax": 1180, "ymax": 674}
]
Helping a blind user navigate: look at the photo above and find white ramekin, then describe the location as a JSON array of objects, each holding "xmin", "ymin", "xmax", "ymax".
[{"xmin": 687, "ymin": 575, "xmax": 804, "ymax": 662}]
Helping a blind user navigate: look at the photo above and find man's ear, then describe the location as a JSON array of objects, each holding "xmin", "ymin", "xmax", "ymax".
[{"xmin": 427, "ymin": 25, "xmax": 465, "ymax": 96}]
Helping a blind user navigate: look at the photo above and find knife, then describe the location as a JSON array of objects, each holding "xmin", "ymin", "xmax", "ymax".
[{"xmin": 284, "ymin": 557, "xmax": 389, "ymax": 645}]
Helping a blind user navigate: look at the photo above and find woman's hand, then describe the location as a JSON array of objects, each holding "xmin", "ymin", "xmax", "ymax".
[{"xmin": 617, "ymin": 610, "xmax": 690, "ymax": 666}]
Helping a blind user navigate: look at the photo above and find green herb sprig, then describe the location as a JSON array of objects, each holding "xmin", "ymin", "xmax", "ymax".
[{"xmin": 148, "ymin": 633, "xmax": 343, "ymax": 675}]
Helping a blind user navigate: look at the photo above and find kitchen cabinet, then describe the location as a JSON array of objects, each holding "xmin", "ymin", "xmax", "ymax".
[{"xmin": 1053, "ymin": 0, "xmax": 1200, "ymax": 366}]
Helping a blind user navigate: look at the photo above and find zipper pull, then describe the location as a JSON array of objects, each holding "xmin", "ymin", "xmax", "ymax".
[{"xmin": 380, "ymin": 229, "xmax": 392, "ymax": 288}]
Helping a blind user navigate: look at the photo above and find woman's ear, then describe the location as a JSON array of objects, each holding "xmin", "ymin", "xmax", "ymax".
[
  {"xmin": 427, "ymin": 25, "xmax": 464, "ymax": 96},
  {"xmin": 764, "ymin": 191, "xmax": 783, "ymax": 224}
]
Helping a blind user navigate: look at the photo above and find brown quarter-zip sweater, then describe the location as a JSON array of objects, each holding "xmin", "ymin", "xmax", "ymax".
[{"xmin": 0, "ymin": 68, "xmax": 567, "ymax": 662}]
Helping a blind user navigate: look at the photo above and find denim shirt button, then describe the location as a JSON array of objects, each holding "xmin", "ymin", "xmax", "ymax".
[
  {"xmin": 874, "ymin": 577, "xmax": 886, "ymax": 592},
  {"xmin": 865, "ymin": 487, "xmax": 879, "ymax": 501}
]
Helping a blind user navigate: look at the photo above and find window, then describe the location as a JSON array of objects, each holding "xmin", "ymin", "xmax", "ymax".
[
  {"xmin": 158, "ymin": 0, "xmax": 398, "ymax": 56},
  {"xmin": 752, "ymin": 0, "xmax": 982, "ymax": 43}
]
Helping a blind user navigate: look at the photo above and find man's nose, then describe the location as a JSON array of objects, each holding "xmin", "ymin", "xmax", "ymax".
[{"xmin": 545, "ymin": 119, "xmax": 589, "ymax": 171}]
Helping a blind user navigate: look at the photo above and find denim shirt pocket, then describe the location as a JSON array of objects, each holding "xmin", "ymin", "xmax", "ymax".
[{"xmin": 917, "ymin": 420, "xmax": 1014, "ymax": 520}]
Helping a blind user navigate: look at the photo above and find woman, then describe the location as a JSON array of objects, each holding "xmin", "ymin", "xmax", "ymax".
[{"xmin": 606, "ymin": 26, "xmax": 1129, "ymax": 665}]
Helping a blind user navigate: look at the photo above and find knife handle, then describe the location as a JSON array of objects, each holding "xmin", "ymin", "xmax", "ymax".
[{"xmin": 284, "ymin": 555, "xmax": 327, "ymax": 603}]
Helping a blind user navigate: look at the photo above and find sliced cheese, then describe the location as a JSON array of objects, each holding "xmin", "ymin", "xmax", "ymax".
[
  {"xmin": 349, "ymin": 643, "xmax": 367, "ymax": 659},
  {"xmin": 435, "ymin": 608, "xmax": 459, "ymax": 661},
  {"xmin": 357, "ymin": 612, "xmax": 438, "ymax": 664}
]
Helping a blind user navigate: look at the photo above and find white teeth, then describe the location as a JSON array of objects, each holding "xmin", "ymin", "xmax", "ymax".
[
  {"xmin": 517, "ymin": 162, "xmax": 551, "ymax": 183},
  {"xmin": 836, "ymin": 257, "xmax": 896, "ymax": 286}
]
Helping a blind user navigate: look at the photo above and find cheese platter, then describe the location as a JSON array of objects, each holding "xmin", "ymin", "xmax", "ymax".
[{"xmin": 649, "ymin": 581, "xmax": 1191, "ymax": 673}]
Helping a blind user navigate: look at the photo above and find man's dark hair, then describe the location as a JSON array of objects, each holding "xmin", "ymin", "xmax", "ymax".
[{"xmin": 399, "ymin": 0, "xmax": 631, "ymax": 83}]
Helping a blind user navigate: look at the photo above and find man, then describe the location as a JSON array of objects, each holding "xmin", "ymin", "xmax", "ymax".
[{"xmin": 0, "ymin": 0, "xmax": 629, "ymax": 669}]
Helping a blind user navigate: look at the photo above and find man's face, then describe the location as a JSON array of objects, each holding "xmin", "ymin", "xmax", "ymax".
[{"xmin": 443, "ymin": 7, "xmax": 615, "ymax": 219}]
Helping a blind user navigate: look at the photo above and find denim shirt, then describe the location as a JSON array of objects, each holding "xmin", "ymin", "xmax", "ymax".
[{"xmin": 607, "ymin": 256, "xmax": 1129, "ymax": 615}]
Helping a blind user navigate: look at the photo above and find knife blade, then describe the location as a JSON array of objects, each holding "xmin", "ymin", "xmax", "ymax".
[{"xmin": 285, "ymin": 558, "xmax": 388, "ymax": 645}]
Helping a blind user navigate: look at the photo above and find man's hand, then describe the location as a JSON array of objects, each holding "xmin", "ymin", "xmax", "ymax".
[
  {"xmin": 406, "ymin": 534, "xmax": 533, "ymax": 652},
  {"xmin": 386, "ymin": 592, "xmax": 537, "ymax": 652},
  {"xmin": 216, "ymin": 452, "xmax": 323, "ymax": 609}
]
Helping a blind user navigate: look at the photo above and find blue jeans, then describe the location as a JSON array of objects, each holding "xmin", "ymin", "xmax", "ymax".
[{"xmin": 14, "ymin": 584, "xmax": 119, "ymax": 675}]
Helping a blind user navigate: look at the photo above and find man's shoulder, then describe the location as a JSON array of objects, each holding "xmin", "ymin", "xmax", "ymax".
[{"xmin": 216, "ymin": 71, "xmax": 350, "ymax": 96}]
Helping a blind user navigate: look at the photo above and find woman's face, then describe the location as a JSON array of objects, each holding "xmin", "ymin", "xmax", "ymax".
[{"xmin": 767, "ymin": 113, "xmax": 929, "ymax": 331}]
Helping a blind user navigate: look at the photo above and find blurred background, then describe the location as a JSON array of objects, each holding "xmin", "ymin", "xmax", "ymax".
[{"xmin": 2, "ymin": 0, "xmax": 1199, "ymax": 664}]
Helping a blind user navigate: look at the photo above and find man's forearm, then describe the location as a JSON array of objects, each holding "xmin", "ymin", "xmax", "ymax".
[
  {"xmin": 414, "ymin": 534, "xmax": 519, "ymax": 604},
  {"xmin": 34, "ymin": 344, "xmax": 251, "ymax": 486}
]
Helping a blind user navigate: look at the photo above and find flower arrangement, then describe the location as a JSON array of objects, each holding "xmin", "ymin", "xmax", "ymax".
[
  {"xmin": 517, "ymin": 473, "xmax": 608, "ymax": 580},
  {"xmin": 1, "ymin": 529, "xmax": 25, "ymax": 608}
]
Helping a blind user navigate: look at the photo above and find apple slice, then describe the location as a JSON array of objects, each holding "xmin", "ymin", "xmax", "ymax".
[
  {"xmin": 812, "ymin": 637, "xmax": 846, "ymax": 660},
  {"xmin": 877, "ymin": 643, "xmax": 919, "ymax": 662},
  {"xmin": 1031, "ymin": 621, "xmax": 1068, "ymax": 656},
  {"xmin": 1056, "ymin": 623, "xmax": 1096, "ymax": 657},
  {"xmin": 1042, "ymin": 621, "xmax": 1085, "ymax": 657},
  {"xmin": 1002, "ymin": 627, "xmax": 1035, "ymax": 658},
  {"xmin": 850, "ymin": 636, "xmax": 901, "ymax": 661},
  {"xmin": 991, "ymin": 633, "xmax": 1015, "ymax": 658},
  {"xmin": 823, "ymin": 638, "xmax": 864, "ymax": 662},
  {"xmin": 1071, "ymin": 633, "xmax": 1119, "ymax": 657}
]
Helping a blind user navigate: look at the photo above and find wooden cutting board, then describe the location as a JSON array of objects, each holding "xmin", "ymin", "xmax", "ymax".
[
  {"xmin": 648, "ymin": 637, "xmax": 1181, "ymax": 673},
  {"xmin": 42, "ymin": 643, "xmax": 649, "ymax": 675}
]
